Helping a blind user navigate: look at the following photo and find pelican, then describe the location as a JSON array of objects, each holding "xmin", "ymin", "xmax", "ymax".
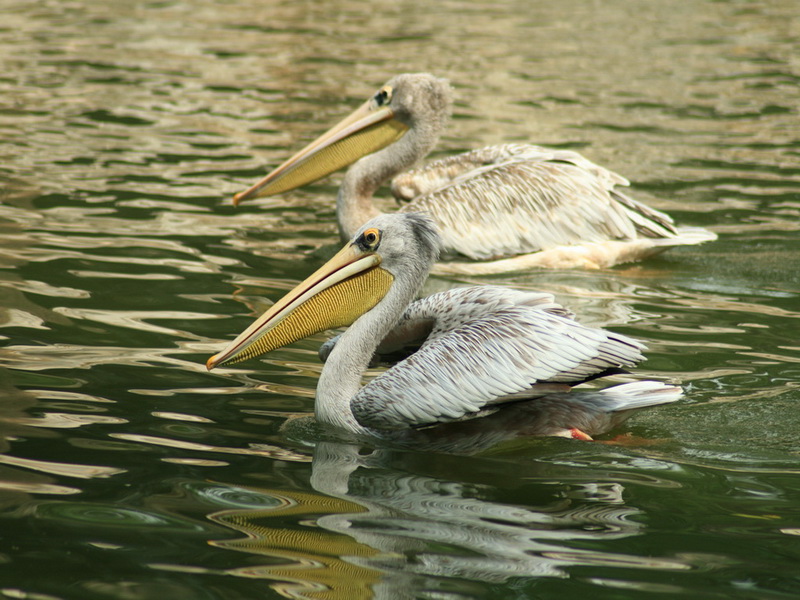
[
  {"xmin": 232, "ymin": 73, "xmax": 716, "ymax": 274},
  {"xmin": 207, "ymin": 213, "xmax": 680, "ymax": 436}
]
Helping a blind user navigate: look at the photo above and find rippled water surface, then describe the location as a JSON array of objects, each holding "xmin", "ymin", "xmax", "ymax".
[{"xmin": 2, "ymin": 0, "xmax": 800, "ymax": 598}]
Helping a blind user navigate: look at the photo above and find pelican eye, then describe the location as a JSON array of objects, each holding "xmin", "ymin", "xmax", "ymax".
[
  {"xmin": 357, "ymin": 228, "xmax": 381, "ymax": 251},
  {"xmin": 373, "ymin": 86, "xmax": 392, "ymax": 107}
]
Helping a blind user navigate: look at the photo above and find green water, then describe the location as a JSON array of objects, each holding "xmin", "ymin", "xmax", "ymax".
[{"xmin": 1, "ymin": 0, "xmax": 799, "ymax": 598}]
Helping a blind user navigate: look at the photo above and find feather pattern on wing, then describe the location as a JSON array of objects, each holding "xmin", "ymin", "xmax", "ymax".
[
  {"xmin": 350, "ymin": 286, "xmax": 645, "ymax": 430},
  {"xmin": 392, "ymin": 144, "xmax": 679, "ymax": 260}
]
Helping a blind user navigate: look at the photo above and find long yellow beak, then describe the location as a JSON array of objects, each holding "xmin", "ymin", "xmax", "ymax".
[
  {"xmin": 207, "ymin": 243, "xmax": 394, "ymax": 369},
  {"xmin": 232, "ymin": 100, "xmax": 408, "ymax": 205}
]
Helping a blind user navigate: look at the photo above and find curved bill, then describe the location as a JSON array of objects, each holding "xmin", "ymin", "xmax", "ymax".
[
  {"xmin": 232, "ymin": 100, "xmax": 408, "ymax": 205},
  {"xmin": 207, "ymin": 244, "xmax": 394, "ymax": 369}
]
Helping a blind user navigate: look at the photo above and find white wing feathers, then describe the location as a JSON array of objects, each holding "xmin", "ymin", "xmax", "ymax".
[
  {"xmin": 393, "ymin": 144, "xmax": 681, "ymax": 260},
  {"xmin": 351, "ymin": 286, "xmax": 645, "ymax": 430}
]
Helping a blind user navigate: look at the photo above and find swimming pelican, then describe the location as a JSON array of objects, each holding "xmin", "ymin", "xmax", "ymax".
[
  {"xmin": 207, "ymin": 213, "xmax": 680, "ymax": 436},
  {"xmin": 232, "ymin": 73, "xmax": 715, "ymax": 274}
]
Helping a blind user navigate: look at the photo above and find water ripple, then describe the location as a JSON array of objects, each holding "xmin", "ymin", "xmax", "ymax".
[
  {"xmin": 0, "ymin": 453, "xmax": 124, "ymax": 480},
  {"xmin": 1, "ymin": 0, "xmax": 799, "ymax": 597}
]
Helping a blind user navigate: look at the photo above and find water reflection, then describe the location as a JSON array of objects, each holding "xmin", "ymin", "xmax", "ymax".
[
  {"xmin": 204, "ymin": 440, "xmax": 689, "ymax": 599},
  {"xmin": 169, "ymin": 389, "xmax": 689, "ymax": 597}
]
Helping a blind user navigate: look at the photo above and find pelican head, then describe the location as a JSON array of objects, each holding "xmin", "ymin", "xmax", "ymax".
[
  {"xmin": 233, "ymin": 73, "xmax": 452, "ymax": 205},
  {"xmin": 207, "ymin": 213, "xmax": 440, "ymax": 370}
]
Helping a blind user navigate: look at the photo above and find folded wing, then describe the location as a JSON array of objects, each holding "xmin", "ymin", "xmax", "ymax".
[{"xmin": 351, "ymin": 286, "xmax": 645, "ymax": 429}]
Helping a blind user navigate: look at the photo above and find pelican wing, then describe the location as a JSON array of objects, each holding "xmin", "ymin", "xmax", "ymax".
[
  {"xmin": 390, "ymin": 145, "xmax": 527, "ymax": 201},
  {"xmin": 350, "ymin": 286, "xmax": 645, "ymax": 430},
  {"xmin": 319, "ymin": 285, "xmax": 573, "ymax": 366},
  {"xmin": 395, "ymin": 144, "xmax": 679, "ymax": 260}
]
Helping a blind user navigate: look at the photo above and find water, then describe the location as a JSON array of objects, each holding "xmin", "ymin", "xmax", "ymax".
[{"xmin": 1, "ymin": 0, "xmax": 799, "ymax": 598}]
